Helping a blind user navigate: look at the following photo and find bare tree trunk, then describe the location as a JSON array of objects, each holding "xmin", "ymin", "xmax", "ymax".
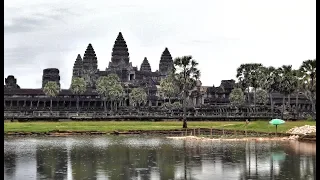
[
  {"xmin": 281, "ymin": 95, "xmax": 286, "ymax": 119},
  {"xmin": 77, "ymin": 96, "xmax": 79, "ymax": 113},
  {"xmin": 270, "ymin": 93, "xmax": 273, "ymax": 118},
  {"xmin": 288, "ymin": 94, "xmax": 291, "ymax": 112},
  {"xmin": 247, "ymin": 88, "xmax": 251, "ymax": 105},
  {"xmin": 295, "ymin": 93, "xmax": 298, "ymax": 114},
  {"xmin": 111, "ymin": 101, "xmax": 113, "ymax": 111},
  {"xmin": 183, "ymin": 90, "xmax": 187, "ymax": 128},
  {"xmin": 50, "ymin": 98, "xmax": 53, "ymax": 113},
  {"xmin": 104, "ymin": 100, "xmax": 106, "ymax": 112},
  {"xmin": 254, "ymin": 88, "xmax": 256, "ymax": 113}
]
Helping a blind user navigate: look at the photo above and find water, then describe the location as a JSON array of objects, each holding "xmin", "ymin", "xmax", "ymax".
[{"xmin": 4, "ymin": 136, "xmax": 316, "ymax": 180}]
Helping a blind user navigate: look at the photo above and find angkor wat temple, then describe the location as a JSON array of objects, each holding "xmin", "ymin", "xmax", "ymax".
[{"xmin": 4, "ymin": 32, "xmax": 313, "ymax": 120}]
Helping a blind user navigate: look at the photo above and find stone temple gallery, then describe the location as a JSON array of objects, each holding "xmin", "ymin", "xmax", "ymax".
[{"xmin": 4, "ymin": 32, "xmax": 313, "ymax": 119}]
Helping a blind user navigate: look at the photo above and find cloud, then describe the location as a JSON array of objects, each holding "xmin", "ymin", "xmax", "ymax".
[{"xmin": 4, "ymin": 0, "xmax": 316, "ymax": 89}]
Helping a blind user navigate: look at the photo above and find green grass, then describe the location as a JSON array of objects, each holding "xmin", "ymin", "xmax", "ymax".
[{"xmin": 4, "ymin": 120, "xmax": 316, "ymax": 133}]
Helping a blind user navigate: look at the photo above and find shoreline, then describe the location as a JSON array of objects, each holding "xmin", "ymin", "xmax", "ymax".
[
  {"xmin": 167, "ymin": 136, "xmax": 298, "ymax": 141},
  {"xmin": 4, "ymin": 130, "xmax": 316, "ymax": 142}
]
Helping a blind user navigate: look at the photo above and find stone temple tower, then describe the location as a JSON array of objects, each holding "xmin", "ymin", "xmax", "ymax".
[
  {"xmin": 82, "ymin": 43, "xmax": 98, "ymax": 89},
  {"xmin": 108, "ymin": 32, "xmax": 130, "ymax": 69},
  {"xmin": 72, "ymin": 54, "xmax": 83, "ymax": 80},
  {"xmin": 42, "ymin": 68, "xmax": 61, "ymax": 88},
  {"xmin": 5, "ymin": 75, "xmax": 20, "ymax": 89},
  {"xmin": 140, "ymin": 57, "xmax": 152, "ymax": 72},
  {"xmin": 159, "ymin": 47, "xmax": 174, "ymax": 77}
]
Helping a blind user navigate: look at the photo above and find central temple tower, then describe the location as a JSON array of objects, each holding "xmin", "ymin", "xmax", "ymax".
[{"xmin": 108, "ymin": 32, "xmax": 131, "ymax": 69}]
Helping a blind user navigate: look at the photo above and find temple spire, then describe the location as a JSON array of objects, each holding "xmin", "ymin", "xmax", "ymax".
[
  {"xmin": 140, "ymin": 57, "xmax": 152, "ymax": 72},
  {"xmin": 72, "ymin": 54, "xmax": 83, "ymax": 79},
  {"xmin": 82, "ymin": 43, "xmax": 98, "ymax": 70},
  {"xmin": 159, "ymin": 47, "xmax": 174, "ymax": 76},
  {"xmin": 109, "ymin": 32, "xmax": 130, "ymax": 68}
]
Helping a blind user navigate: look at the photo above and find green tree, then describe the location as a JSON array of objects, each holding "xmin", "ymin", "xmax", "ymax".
[
  {"xmin": 43, "ymin": 81, "xmax": 60, "ymax": 113},
  {"xmin": 109, "ymin": 82, "xmax": 124, "ymax": 112},
  {"xmin": 236, "ymin": 64, "xmax": 252, "ymax": 104},
  {"xmin": 255, "ymin": 89, "xmax": 268, "ymax": 105},
  {"xmin": 277, "ymin": 65, "xmax": 298, "ymax": 119},
  {"xmin": 173, "ymin": 56, "xmax": 200, "ymax": 128},
  {"xmin": 172, "ymin": 101, "xmax": 182, "ymax": 109},
  {"xmin": 298, "ymin": 59, "xmax": 316, "ymax": 115},
  {"xmin": 247, "ymin": 63, "xmax": 263, "ymax": 111},
  {"xmin": 96, "ymin": 74, "xmax": 124, "ymax": 112},
  {"xmin": 129, "ymin": 88, "xmax": 147, "ymax": 108},
  {"xmin": 70, "ymin": 77, "xmax": 87, "ymax": 112},
  {"xmin": 96, "ymin": 76, "xmax": 109, "ymax": 112},
  {"xmin": 160, "ymin": 73, "xmax": 179, "ymax": 104},
  {"xmin": 229, "ymin": 88, "xmax": 245, "ymax": 106},
  {"xmin": 258, "ymin": 66, "xmax": 281, "ymax": 117}
]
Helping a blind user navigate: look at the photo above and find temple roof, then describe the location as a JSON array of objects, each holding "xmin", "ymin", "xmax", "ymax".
[
  {"xmin": 140, "ymin": 57, "xmax": 152, "ymax": 72},
  {"xmin": 73, "ymin": 54, "xmax": 83, "ymax": 68},
  {"xmin": 159, "ymin": 47, "xmax": 174, "ymax": 74},
  {"xmin": 4, "ymin": 88, "xmax": 99, "ymax": 96},
  {"xmin": 83, "ymin": 44, "xmax": 98, "ymax": 65},
  {"xmin": 111, "ymin": 32, "xmax": 130, "ymax": 65},
  {"xmin": 160, "ymin": 47, "xmax": 173, "ymax": 63}
]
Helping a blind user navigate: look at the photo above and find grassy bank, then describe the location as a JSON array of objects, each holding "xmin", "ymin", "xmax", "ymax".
[{"xmin": 4, "ymin": 120, "xmax": 316, "ymax": 133}]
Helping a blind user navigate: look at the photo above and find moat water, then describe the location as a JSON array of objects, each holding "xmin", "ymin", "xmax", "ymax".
[{"xmin": 4, "ymin": 136, "xmax": 316, "ymax": 180}]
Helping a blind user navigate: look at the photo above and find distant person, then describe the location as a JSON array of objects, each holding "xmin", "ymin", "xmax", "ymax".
[{"xmin": 245, "ymin": 119, "xmax": 249, "ymax": 126}]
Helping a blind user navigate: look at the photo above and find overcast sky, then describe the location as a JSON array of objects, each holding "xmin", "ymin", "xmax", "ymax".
[{"xmin": 4, "ymin": 0, "xmax": 316, "ymax": 89}]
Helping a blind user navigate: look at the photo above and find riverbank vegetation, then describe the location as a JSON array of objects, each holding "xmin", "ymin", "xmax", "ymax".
[{"xmin": 4, "ymin": 120, "xmax": 316, "ymax": 133}]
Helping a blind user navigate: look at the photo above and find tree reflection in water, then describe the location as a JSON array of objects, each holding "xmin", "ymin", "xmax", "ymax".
[{"xmin": 3, "ymin": 137, "xmax": 316, "ymax": 180}]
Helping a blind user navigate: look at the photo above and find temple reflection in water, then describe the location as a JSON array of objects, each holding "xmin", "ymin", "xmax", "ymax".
[{"xmin": 4, "ymin": 137, "xmax": 316, "ymax": 180}]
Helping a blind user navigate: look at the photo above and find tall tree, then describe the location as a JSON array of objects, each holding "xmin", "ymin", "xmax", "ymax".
[
  {"xmin": 229, "ymin": 88, "xmax": 245, "ymax": 106},
  {"xmin": 259, "ymin": 66, "xmax": 281, "ymax": 117},
  {"xmin": 277, "ymin": 65, "xmax": 298, "ymax": 119},
  {"xmin": 109, "ymin": 82, "xmax": 124, "ymax": 112},
  {"xmin": 255, "ymin": 89, "xmax": 268, "ymax": 105},
  {"xmin": 43, "ymin": 81, "xmax": 60, "ymax": 113},
  {"xmin": 247, "ymin": 63, "xmax": 263, "ymax": 111},
  {"xmin": 160, "ymin": 73, "xmax": 179, "ymax": 104},
  {"xmin": 70, "ymin": 77, "xmax": 87, "ymax": 112},
  {"xmin": 173, "ymin": 56, "xmax": 200, "ymax": 128},
  {"xmin": 298, "ymin": 59, "xmax": 316, "ymax": 116},
  {"xmin": 236, "ymin": 64, "xmax": 251, "ymax": 104},
  {"xmin": 96, "ymin": 74, "xmax": 124, "ymax": 112},
  {"xmin": 129, "ymin": 88, "xmax": 147, "ymax": 108},
  {"xmin": 96, "ymin": 76, "xmax": 109, "ymax": 112}
]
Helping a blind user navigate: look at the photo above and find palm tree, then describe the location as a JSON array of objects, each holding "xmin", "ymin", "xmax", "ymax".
[
  {"xmin": 259, "ymin": 66, "xmax": 280, "ymax": 118},
  {"xmin": 108, "ymin": 83, "xmax": 124, "ymax": 112},
  {"xmin": 96, "ymin": 76, "xmax": 109, "ymax": 112},
  {"xmin": 43, "ymin": 81, "xmax": 60, "ymax": 113},
  {"xmin": 173, "ymin": 56, "xmax": 200, "ymax": 128},
  {"xmin": 236, "ymin": 64, "xmax": 251, "ymax": 104},
  {"xmin": 70, "ymin": 77, "xmax": 86, "ymax": 112},
  {"xmin": 129, "ymin": 88, "xmax": 147, "ymax": 109},
  {"xmin": 277, "ymin": 65, "xmax": 298, "ymax": 119},
  {"xmin": 298, "ymin": 59, "xmax": 316, "ymax": 115},
  {"xmin": 247, "ymin": 63, "xmax": 263, "ymax": 112},
  {"xmin": 96, "ymin": 74, "xmax": 124, "ymax": 112}
]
